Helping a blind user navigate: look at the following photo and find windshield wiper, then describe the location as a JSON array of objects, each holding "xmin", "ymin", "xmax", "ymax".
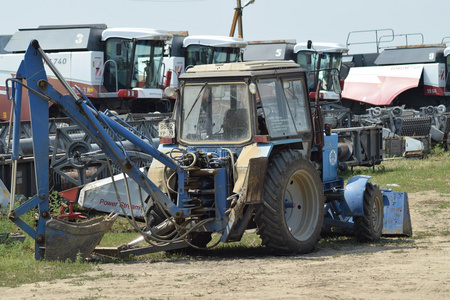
[{"xmin": 185, "ymin": 82, "xmax": 208, "ymax": 120}]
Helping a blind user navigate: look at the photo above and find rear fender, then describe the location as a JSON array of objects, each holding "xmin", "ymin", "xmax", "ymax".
[
  {"xmin": 233, "ymin": 143, "xmax": 272, "ymax": 193},
  {"xmin": 343, "ymin": 175, "xmax": 371, "ymax": 215}
]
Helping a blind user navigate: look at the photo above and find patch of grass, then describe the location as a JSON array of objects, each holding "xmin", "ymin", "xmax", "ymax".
[
  {"xmin": 318, "ymin": 235, "xmax": 359, "ymax": 250},
  {"xmin": 78, "ymin": 296, "xmax": 102, "ymax": 300},
  {"xmin": 340, "ymin": 151, "xmax": 450, "ymax": 193},
  {"xmin": 413, "ymin": 231, "xmax": 437, "ymax": 239},
  {"xmin": 438, "ymin": 201, "xmax": 450, "ymax": 210},
  {"xmin": 0, "ymin": 242, "xmax": 94, "ymax": 287},
  {"xmin": 0, "ymin": 208, "xmax": 101, "ymax": 288},
  {"xmin": 429, "ymin": 143, "xmax": 446, "ymax": 156},
  {"xmin": 440, "ymin": 230, "xmax": 450, "ymax": 236},
  {"xmin": 192, "ymin": 293, "xmax": 205, "ymax": 297}
]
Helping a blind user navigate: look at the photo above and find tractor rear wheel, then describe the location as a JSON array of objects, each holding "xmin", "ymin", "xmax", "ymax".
[
  {"xmin": 354, "ymin": 182, "xmax": 383, "ymax": 242},
  {"xmin": 254, "ymin": 150, "xmax": 324, "ymax": 255}
]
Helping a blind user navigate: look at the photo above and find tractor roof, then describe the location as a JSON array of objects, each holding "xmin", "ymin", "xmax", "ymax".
[{"xmin": 181, "ymin": 60, "xmax": 303, "ymax": 79}]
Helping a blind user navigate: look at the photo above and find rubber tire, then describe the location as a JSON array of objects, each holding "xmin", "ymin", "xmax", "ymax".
[
  {"xmin": 353, "ymin": 182, "xmax": 383, "ymax": 242},
  {"xmin": 145, "ymin": 203, "xmax": 166, "ymax": 230},
  {"xmin": 254, "ymin": 150, "xmax": 324, "ymax": 255}
]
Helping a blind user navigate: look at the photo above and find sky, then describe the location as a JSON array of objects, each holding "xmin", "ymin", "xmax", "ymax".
[{"xmin": 2, "ymin": 0, "xmax": 450, "ymax": 53}]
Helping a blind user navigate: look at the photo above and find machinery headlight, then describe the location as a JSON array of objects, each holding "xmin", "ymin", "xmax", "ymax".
[
  {"xmin": 164, "ymin": 86, "xmax": 177, "ymax": 97},
  {"xmin": 158, "ymin": 119, "xmax": 176, "ymax": 138}
]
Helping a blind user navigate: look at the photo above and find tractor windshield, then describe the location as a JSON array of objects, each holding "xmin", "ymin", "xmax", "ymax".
[{"xmin": 180, "ymin": 83, "xmax": 251, "ymax": 144}]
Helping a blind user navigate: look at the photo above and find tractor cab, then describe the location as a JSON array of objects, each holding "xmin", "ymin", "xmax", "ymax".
[
  {"xmin": 294, "ymin": 42, "xmax": 348, "ymax": 100},
  {"xmin": 162, "ymin": 61, "xmax": 313, "ymax": 151}
]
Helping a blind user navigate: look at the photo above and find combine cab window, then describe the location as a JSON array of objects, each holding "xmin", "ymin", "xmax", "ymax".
[
  {"xmin": 297, "ymin": 51, "xmax": 319, "ymax": 92},
  {"xmin": 296, "ymin": 51, "xmax": 343, "ymax": 93},
  {"xmin": 104, "ymin": 39, "xmax": 164, "ymax": 91},
  {"xmin": 317, "ymin": 53, "xmax": 342, "ymax": 92},
  {"xmin": 185, "ymin": 46, "xmax": 241, "ymax": 67},
  {"xmin": 212, "ymin": 47, "xmax": 241, "ymax": 64},
  {"xmin": 104, "ymin": 38, "xmax": 133, "ymax": 90},
  {"xmin": 185, "ymin": 45, "xmax": 213, "ymax": 67},
  {"xmin": 180, "ymin": 83, "xmax": 251, "ymax": 144},
  {"xmin": 133, "ymin": 40, "xmax": 164, "ymax": 89}
]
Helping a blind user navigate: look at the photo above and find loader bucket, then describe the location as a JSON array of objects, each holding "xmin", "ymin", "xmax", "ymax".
[
  {"xmin": 382, "ymin": 191, "xmax": 412, "ymax": 236},
  {"xmin": 44, "ymin": 214, "xmax": 117, "ymax": 261}
]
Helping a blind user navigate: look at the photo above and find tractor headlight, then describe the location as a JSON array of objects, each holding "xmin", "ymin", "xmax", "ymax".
[{"xmin": 158, "ymin": 119, "xmax": 176, "ymax": 138}]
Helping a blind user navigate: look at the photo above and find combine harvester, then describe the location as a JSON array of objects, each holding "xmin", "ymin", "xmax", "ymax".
[
  {"xmin": 5, "ymin": 40, "xmax": 411, "ymax": 260},
  {"xmin": 341, "ymin": 29, "xmax": 450, "ymax": 151}
]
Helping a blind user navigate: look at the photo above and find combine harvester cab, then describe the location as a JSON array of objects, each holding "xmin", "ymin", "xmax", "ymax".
[
  {"xmin": 293, "ymin": 41, "xmax": 348, "ymax": 101},
  {"xmin": 182, "ymin": 35, "xmax": 247, "ymax": 68},
  {"xmin": 162, "ymin": 33, "xmax": 247, "ymax": 95},
  {"xmin": 0, "ymin": 24, "xmax": 173, "ymax": 120}
]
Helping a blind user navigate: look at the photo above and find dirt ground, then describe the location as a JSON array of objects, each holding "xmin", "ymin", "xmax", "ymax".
[{"xmin": 1, "ymin": 191, "xmax": 449, "ymax": 300}]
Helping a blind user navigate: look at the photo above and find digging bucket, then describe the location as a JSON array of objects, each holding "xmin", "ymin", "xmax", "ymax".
[{"xmin": 44, "ymin": 213, "xmax": 117, "ymax": 261}]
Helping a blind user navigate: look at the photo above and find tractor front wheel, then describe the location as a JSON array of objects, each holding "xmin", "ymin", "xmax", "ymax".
[{"xmin": 354, "ymin": 182, "xmax": 383, "ymax": 242}]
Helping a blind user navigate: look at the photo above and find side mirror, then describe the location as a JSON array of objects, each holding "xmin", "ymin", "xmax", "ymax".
[{"xmin": 307, "ymin": 40, "xmax": 312, "ymax": 49}]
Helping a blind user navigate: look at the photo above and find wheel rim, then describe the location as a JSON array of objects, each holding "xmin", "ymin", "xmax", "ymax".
[
  {"xmin": 284, "ymin": 169, "xmax": 320, "ymax": 241},
  {"xmin": 372, "ymin": 196, "xmax": 383, "ymax": 231}
]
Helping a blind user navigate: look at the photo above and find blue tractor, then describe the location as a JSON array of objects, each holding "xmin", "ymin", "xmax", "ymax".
[{"xmin": 6, "ymin": 41, "xmax": 411, "ymax": 260}]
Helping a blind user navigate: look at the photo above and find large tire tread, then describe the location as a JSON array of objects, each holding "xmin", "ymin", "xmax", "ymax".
[
  {"xmin": 354, "ymin": 182, "xmax": 383, "ymax": 242},
  {"xmin": 254, "ymin": 150, "xmax": 324, "ymax": 255}
]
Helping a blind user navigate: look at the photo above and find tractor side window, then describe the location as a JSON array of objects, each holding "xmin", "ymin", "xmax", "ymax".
[
  {"xmin": 282, "ymin": 79, "xmax": 311, "ymax": 133},
  {"xmin": 257, "ymin": 78, "xmax": 298, "ymax": 138}
]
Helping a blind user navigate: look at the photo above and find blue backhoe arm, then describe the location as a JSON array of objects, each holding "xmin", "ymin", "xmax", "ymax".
[{"xmin": 31, "ymin": 40, "xmax": 183, "ymax": 216}]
